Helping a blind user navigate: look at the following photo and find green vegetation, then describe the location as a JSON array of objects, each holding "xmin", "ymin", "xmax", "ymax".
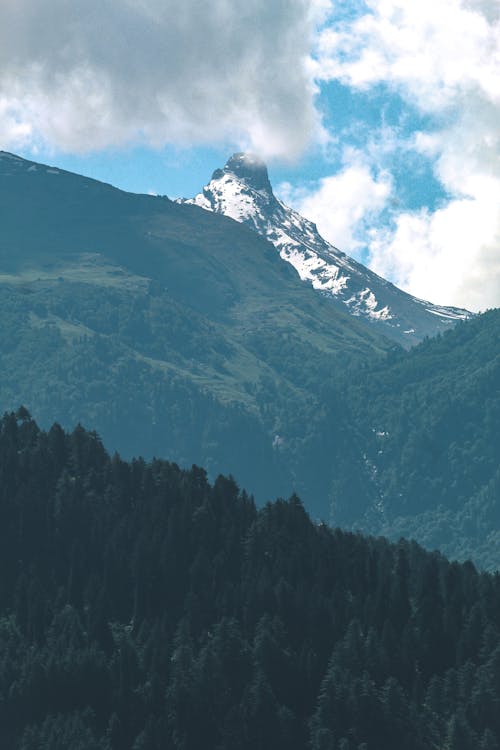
[
  {"xmin": 334, "ymin": 309, "xmax": 500, "ymax": 569},
  {"xmin": 2, "ymin": 413, "xmax": 500, "ymax": 749},
  {"xmin": 1, "ymin": 153, "xmax": 499, "ymax": 569},
  {"xmin": 0, "ymin": 152, "xmax": 392, "ymax": 508}
]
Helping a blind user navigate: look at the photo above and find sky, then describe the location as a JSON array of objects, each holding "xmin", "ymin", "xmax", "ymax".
[{"xmin": 1, "ymin": 0, "xmax": 500, "ymax": 312}]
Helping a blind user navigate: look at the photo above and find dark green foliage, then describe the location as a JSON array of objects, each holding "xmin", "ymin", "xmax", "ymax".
[
  {"xmin": 333, "ymin": 309, "xmax": 500, "ymax": 568},
  {"xmin": 0, "ymin": 414, "xmax": 500, "ymax": 748}
]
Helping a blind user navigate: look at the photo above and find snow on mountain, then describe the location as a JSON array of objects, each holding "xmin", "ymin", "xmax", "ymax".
[{"xmin": 181, "ymin": 153, "xmax": 471, "ymax": 346}]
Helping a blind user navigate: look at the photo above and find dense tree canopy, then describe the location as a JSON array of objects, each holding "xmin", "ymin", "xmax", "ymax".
[
  {"xmin": 334, "ymin": 309, "xmax": 500, "ymax": 568},
  {"xmin": 1, "ymin": 412, "xmax": 500, "ymax": 749}
]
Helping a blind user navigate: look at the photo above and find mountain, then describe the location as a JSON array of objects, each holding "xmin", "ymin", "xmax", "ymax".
[
  {"xmin": 2, "ymin": 414, "xmax": 500, "ymax": 749},
  {"xmin": 0, "ymin": 150, "xmax": 497, "ymax": 569},
  {"xmin": 325, "ymin": 308, "xmax": 500, "ymax": 569},
  {"xmin": 182, "ymin": 153, "xmax": 471, "ymax": 347},
  {"xmin": 0, "ymin": 149, "xmax": 392, "ymax": 505}
]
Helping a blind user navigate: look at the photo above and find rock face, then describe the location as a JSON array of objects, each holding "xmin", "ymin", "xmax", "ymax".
[{"xmin": 182, "ymin": 152, "xmax": 471, "ymax": 346}]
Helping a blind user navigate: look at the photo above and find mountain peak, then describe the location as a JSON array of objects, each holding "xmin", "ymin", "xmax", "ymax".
[
  {"xmin": 183, "ymin": 154, "xmax": 472, "ymax": 347},
  {"xmin": 214, "ymin": 152, "xmax": 272, "ymax": 193}
]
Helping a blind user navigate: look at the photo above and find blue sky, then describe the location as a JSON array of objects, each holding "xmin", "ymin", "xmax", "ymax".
[
  {"xmin": 2, "ymin": 0, "xmax": 500, "ymax": 311},
  {"xmin": 10, "ymin": 80, "xmax": 446, "ymax": 214}
]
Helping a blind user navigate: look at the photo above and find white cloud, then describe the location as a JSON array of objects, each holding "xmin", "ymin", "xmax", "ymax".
[
  {"xmin": 368, "ymin": 183, "xmax": 500, "ymax": 310},
  {"xmin": 3, "ymin": 0, "xmax": 499, "ymax": 310},
  {"xmin": 316, "ymin": 0, "xmax": 500, "ymax": 110},
  {"xmin": 312, "ymin": 0, "xmax": 500, "ymax": 310},
  {"xmin": 0, "ymin": 0, "xmax": 321, "ymax": 158},
  {"xmin": 278, "ymin": 156, "xmax": 392, "ymax": 254}
]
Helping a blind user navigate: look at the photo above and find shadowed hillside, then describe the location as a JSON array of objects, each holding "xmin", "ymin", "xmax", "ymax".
[{"xmin": 1, "ymin": 413, "xmax": 500, "ymax": 749}]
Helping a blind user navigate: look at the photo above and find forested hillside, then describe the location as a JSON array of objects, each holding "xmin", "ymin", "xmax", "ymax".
[
  {"xmin": 0, "ymin": 150, "xmax": 391, "ymax": 507},
  {"xmin": 332, "ymin": 309, "xmax": 500, "ymax": 569},
  {"xmin": 1, "ymin": 153, "xmax": 499, "ymax": 569},
  {"xmin": 2, "ymin": 412, "xmax": 500, "ymax": 749}
]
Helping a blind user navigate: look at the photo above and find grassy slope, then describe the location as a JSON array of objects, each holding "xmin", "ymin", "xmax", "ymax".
[{"xmin": 0, "ymin": 153, "xmax": 393, "ymax": 506}]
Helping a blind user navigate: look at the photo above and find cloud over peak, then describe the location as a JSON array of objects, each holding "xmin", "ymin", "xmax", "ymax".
[
  {"xmin": 0, "ymin": 0, "xmax": 320, "ymax": 158},
  {"xmin": 306, "ymin": 0, "xmax": 500, "ymax": 310}
]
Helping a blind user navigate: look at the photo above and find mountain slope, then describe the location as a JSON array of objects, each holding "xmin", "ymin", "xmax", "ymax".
[
  {"xmin": 0, "ymin": 150, "xmax": 393, "ymax": 504},
  {"xmin": 324, "ymin": 308, "xmax": 500, "ymax": 568},
  {"xmin": 1, "ymin": 150, "xmax": 497, "ymax": 568},
  {"xmin": 183, "ymin": 153, "xmax": 471, "ymax": 347}
]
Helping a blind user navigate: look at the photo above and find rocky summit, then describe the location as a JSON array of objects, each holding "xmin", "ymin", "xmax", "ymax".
[{"xmin": 182, "ymin": 153, "xmax": 471, "ymax": 347}]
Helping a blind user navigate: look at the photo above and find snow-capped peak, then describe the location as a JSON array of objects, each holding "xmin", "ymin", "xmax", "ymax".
[
  {"xmin": 189, "ymin": 152, "xmax": 276, "ymax": 228},
  {"xmin": 181, "ymin": 154, "xmax": 471, "ymax": 346},
  {"xmin": 222, "ymin": 152, "xmax": 272, "ymax": 193}
]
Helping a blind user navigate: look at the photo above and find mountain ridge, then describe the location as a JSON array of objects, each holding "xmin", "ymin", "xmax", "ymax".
[
  {"xmin": 182, "ymin": 152, "xmax": 471, "ymax": 347},
  {"xmin": 0, "ymin": 148, "xmax": 393, "ymax": 507},
  {"xmin": 1, "ymin": 149, "xmax": 498, "ymax": 568}
]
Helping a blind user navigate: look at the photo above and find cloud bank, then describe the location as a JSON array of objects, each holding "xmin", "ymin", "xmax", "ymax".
[
  {"xmin": 279, "ymin": 154, "xmax": 392, "ymax": 254},
  {"xmin": 0, "ymin": 0, "xmax": 320, "ymax": 158},
  {"xmin": 2, "ymin": 0, "xmax": 499, "ymax": 310},
  {"xmin": 305, "ymin": 0, "xmax": 500, "ymax": 310}
]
